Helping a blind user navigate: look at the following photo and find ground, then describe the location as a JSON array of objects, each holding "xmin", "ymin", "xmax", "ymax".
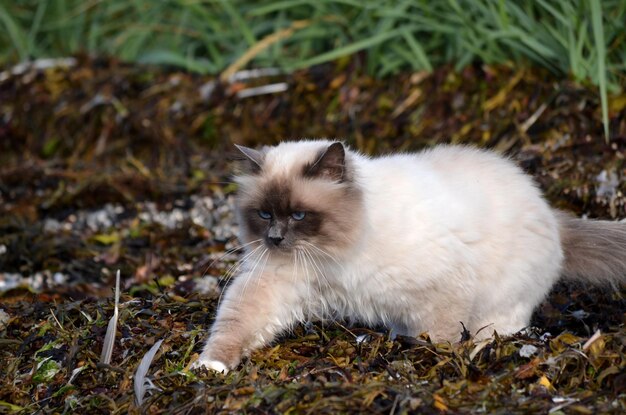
[{"xmin": 0, "ymin": 57, "xmax": 625, "ymax": 414}]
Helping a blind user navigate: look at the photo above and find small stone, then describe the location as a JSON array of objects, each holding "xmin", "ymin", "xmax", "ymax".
[
  {"xmin": 43, "ymin": 218, "xmax": 62, "ymax": 233},
  {"xmin": 0, "ymin": 272, "xmax": 25, "ymax": 292},
  {"xmin": 570, "ymin": 309, "xmax": 589, "ymax": 320},
  {"xmin": 190, "ymin": 196, "xmax": 214, "ymax": 228},
  {"xmin": 194, "ymin": 276, "xmax": 220, "ymax": 295},
  {"xmin": 519, "ymin": 344, "xmax": 539, "ymax": 358},
  {"xmin": 596, "ymin": 169, "xmax": 619, "ymax": 198},
  {"xmin": 52, "ymin": 272, "xmax": 67, "ymax": 285}
]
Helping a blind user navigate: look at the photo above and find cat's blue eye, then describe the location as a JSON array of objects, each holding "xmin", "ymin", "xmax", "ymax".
[
  {"xmin": 258, "ymin": 210, "xmax": 272, "ymax": 220},
  {"xmin": 291, "ymin": 211, "xmax": 306, "ymax": 221}
]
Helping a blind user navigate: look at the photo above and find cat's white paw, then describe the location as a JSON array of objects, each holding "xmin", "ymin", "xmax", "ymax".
[{"xmin": 191, "ymin": 358, "xmax": 229, "ymax": 374}]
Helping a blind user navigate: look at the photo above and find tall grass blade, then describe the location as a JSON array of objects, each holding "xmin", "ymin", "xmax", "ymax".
[
  {"xmin": 402, "ymin": 29, "xmax": 433, "ymax": 72},
  {"xmin": 27, "ymin": 0, "xmax": 49, "ymax": 57},
  {"xmin": 590, "ymin": 0, "xmax": 609, "ymax": 142},
  {"xmin": 219, "ymin": 0, "xmax": 256, "ymax": 46},
  {"xmin": 100, "ymin": 269, "xmax": 120, "ymax": 365},
  {"xmin": 138, "ymin": 49, "xmax": 218, "ymax": 73},
  {"xmin": 0, "ymin": 3, "xmax": 29, "ymax": 61},
  {"xmin": 290, "ymin": 26, "xmax": 407, "ymax": 70}
]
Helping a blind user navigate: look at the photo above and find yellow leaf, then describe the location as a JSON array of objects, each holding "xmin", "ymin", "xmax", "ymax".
[
  {"xmin": 157, "ymin": 275, "xmax": 176, "ymax": 287},
  {"xmin": 168, "ymin": 294, "xmax": 187, "ymax": 303},
  {"xmin": 556, "ymin": 333, "xmax": 581, "ymax": 345},
  {"xmin": 538, "ymin": 375, "xmax": 553, "ymax": 390},
  {"xmin": 329, "ymin": 73, "xmax": 346, "ymax": 89},
  {"xmin": 550, "ymin": 332, "xmax": 582, "ymax": 352},
  {"xmin": 433, "ymin": 393, "xmax": 448, "ymax": 411},
  {"xmin": 588, "ymin": 337, "xmax": 606, "ymax": 358},
  {"xmin": 92, "ymin": 232, "xmax": 120, "ymax": 245}
]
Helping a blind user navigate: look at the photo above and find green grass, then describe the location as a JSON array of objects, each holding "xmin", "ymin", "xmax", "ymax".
[
  {"xmin": 1, "ymin": 1, "xmax": 625, "ymax": 137},
  {"xmin": 1, "ymin": 0, "xmax": 624, "ymax": 82}
]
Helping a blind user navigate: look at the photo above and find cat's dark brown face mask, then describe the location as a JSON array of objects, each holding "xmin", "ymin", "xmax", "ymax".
[
  {"xmin": 241, "ymin": 180, "xmax": 324, "ymax": 250},
  {"xmin": 233, "ymin": 142, "xmax": 363, "ymax": 254}
]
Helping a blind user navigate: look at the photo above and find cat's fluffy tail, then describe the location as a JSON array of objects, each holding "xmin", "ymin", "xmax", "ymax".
[{"xmin": 557, "ymin": 211, "xmax": 626, "ymax": 284}]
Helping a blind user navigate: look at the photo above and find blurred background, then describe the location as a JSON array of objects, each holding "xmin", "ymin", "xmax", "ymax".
[
  {"xmin": 1, "ymin": 0, "xmax": 625, "ymax": 318},
  {"xmin": 2, "ymin": 1, "xmax": 624, "ymax": 85},
  {"xmin": 1, "ymin": 0, "xmax": 625, "ymax": 154}
]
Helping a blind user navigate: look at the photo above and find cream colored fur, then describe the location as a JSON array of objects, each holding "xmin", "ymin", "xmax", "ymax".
[{"xmin": 192, "ymin": 140, "xmax": 625, "ymax": 372}]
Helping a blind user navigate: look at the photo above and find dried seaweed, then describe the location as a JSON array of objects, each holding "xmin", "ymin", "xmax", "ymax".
[{"xmin": 0, "ymin": 59, "xmax": 625, "ymax": 414}]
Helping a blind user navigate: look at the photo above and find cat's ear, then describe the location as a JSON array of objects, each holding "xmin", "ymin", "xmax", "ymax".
[
  {"xmin": 306, "ymin": 142, "xmax": 345, "ymax": 182},
  {"xmin": 235, "ymin": 144, "xmax": 264, "ymax": 173}
]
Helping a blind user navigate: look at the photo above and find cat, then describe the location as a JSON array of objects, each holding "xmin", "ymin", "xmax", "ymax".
[{"xmin": 192, "ymin": 140, "xmax": 626, "ymax": 373}]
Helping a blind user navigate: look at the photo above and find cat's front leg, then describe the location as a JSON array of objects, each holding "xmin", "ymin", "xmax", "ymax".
[{"xmin": 192, "ymin": 267, "xmax": 302, "ymax": 373}]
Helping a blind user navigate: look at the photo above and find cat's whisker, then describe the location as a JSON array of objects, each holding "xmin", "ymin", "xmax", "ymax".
[
  {"xmin": 303, "ymin": 246, "xmax": 332, "ymax": 291},
  {"xmin": 199, "ymin": 238, "xmax": 263, "ymax": 271},
  {"xmin": 254, "ymin": 247, "xmax": 271, "ymax": 295},
  {"xmin": 301, "ymin": 240, "xmax": 340, "ymax": 263},
  {"xmin": 292, "ymin": 247, "xmax": 303, "ymax": 312},
  {"xmin": 299, "ymin": 246, "xmax": 330, "ymax": 296},
  {"xmin": 313, "ymin": 249, "xmax": 333, "ymax": 319},
  {"xmin": 198, "ymin": 238, "xmax": 263, "ymax": 280},
  {"xmin": 218, "ymin": 245, "xmax": 263, "ymax": 305},
  {"xmin": 297, "ymin": 250, "xmax": 310, "ymax": 318},
  {"xmin": 300, "ymin": 249, "xmax": 316, "ymax": 319},
  {"xmin": 222, "ymin": 244, "xmax": 262, "ymax": 279},
  {"xmin": 220, "ymin": 243, "xmax": 264, "ymax": 284},
  {"xmin": 238, "ymin": 247, "xmax": 269, "ymax": 305},
  {"xmin": 218, "ymin": 244, "xmax": 264, "ymax": 307},
  {"xmin": 291, "ymin": 245, "xmax": 298, "ymax": 287},
  {"xmin": 300, "ymin": 251, "xmax": 320, "ymax": 318},
  {"xmin": 239, "ymin": 251, "xmax": 265, "ymax": 304},
  {"xmin": 302, "ymin": 241, "xmax": 347, "ymax": 274},
  {"xmin": 300, "ymin": 246, "xmax": 331, "ymax": 320}
]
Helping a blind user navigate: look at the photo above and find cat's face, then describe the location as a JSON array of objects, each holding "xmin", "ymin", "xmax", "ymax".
[{"xmin": 233, "ymin": 141, "xmax": 363, "ymax": 256}]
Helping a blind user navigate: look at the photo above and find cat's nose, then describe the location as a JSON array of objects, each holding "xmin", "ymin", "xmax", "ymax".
[{"xmin": 268, "ymin": 236, "xmax": 284, "ymax": 246}]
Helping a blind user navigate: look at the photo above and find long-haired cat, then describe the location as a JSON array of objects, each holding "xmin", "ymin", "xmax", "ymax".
[{"xmin": 192, "ymin": 140, "xmax": 626, "ymax": 373}]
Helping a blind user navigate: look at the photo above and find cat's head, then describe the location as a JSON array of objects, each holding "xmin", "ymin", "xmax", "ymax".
[{"xmin": 233, "ymin": 140, "xmax": 364, "ymax": 256}]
